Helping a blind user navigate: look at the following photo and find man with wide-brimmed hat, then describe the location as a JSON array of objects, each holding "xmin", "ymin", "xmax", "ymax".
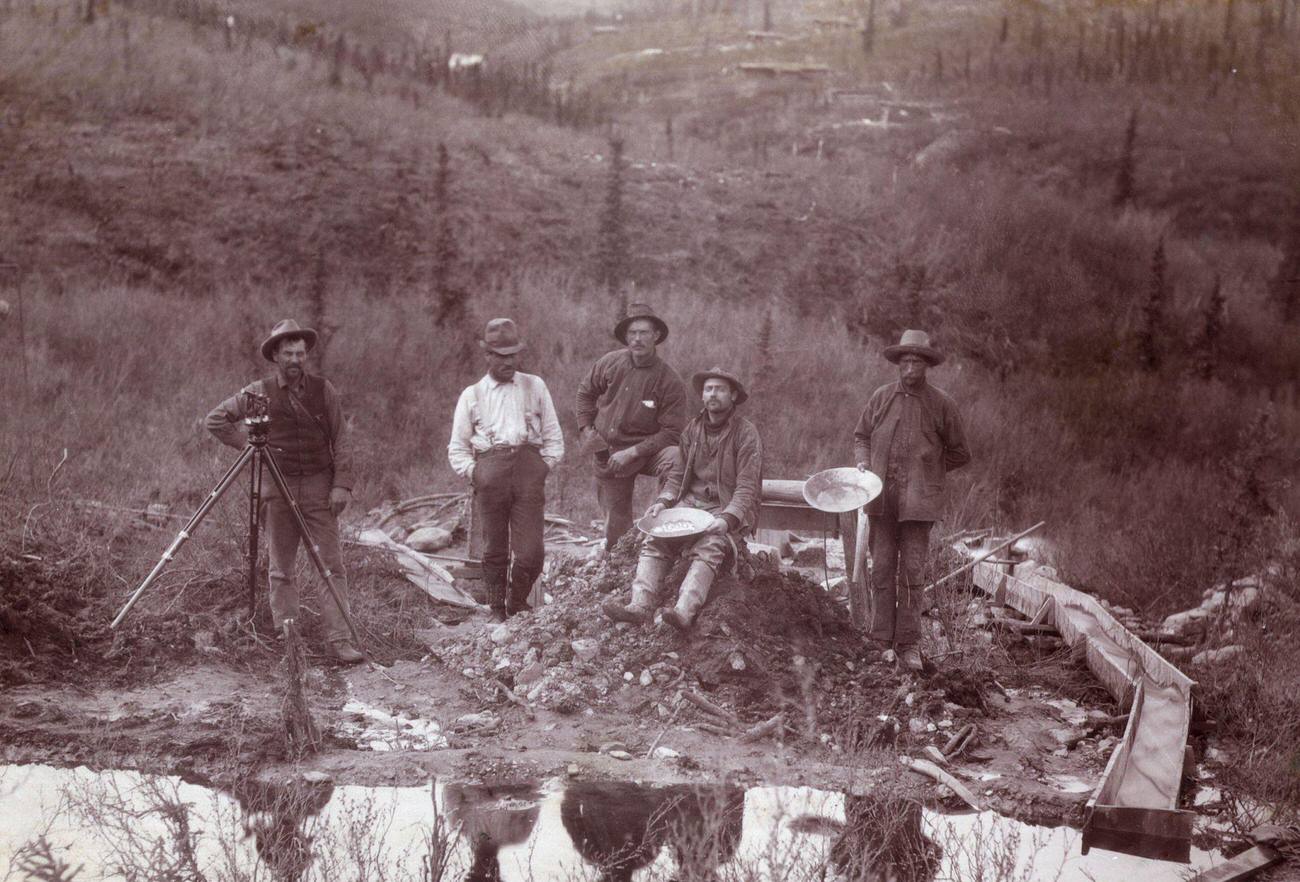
[
  {"xmin": 205, "ymin": 319, "xmax": 362, "ymax": 663},
  {"xmin": 576, "ymin": 303, "xmax": 689, "ymax": 551},
  {"xmin": 853, "ymin": 329, "xmax": 970, "ymax": 673},
  {"xmin": 449, "ymin": 318, "xmax": 564, "ymax": 622},
  {"xmin": 603, "ymin": 366, "xmax": 763, "ymax": 631}
]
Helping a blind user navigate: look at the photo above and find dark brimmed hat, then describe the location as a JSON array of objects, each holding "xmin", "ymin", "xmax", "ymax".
[
  {"xmin": 479, "ymin": 317, "xmax": 527, "ymax": 355},
  {"xmin": 692, "ymin": 366, "xmax": 749, "ymax": 406},
  {"xmin": 261, "ymin": 319, "xmax": 318, "ymax": 362},
  {"xmin": 614, "ymin": 302, "xmax": 669, "ymax": 345},
  {"xmin": 883, "ymin": 329, "xmax": 944, "ymax": 366}
]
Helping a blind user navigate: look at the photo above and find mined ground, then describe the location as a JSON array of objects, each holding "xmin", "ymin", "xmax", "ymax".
[{"xmin": 1, "ymin": 521, "xmax": 1145, "ymax": 839}]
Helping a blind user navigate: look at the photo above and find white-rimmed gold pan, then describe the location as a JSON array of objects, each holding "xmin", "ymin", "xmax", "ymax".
[
  {"xmin": 636, "ymin": 506, "xmax": 715, "ymax": 539},
  {"xmin": 802, "ymin": 467, "xmax": 883, "ymax": 513}
]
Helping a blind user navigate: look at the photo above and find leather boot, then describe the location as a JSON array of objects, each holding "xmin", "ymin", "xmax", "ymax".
[
  {"xmin": 601, "ymin": 556, "xmax": 668, "ymax": 624},
  {"xmin": 329, "ymin": 640, "xmax": 365, "ymax": 664},
  {"xmin": 661, "ymin": 561, "xmax": 715, "ymax": 631},
  {"xmin": 485, "ymin": 573, "xmax": 508, "ymax": 623},
  {"xmin": 507, "ymin": 566, "xmax": 536, "ymax": 617}
]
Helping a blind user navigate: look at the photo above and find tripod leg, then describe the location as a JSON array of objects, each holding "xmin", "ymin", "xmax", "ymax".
[
  {"xmin": 248, "ymin": 450, "xmax": 264, "ymax": 620},
  {"xmin": 112, "ymin": 447, "xmax": 255, "ymax": 629},
  {"xmin": 261, "ymin": 451, "xmax": 363, "ymax": 649}
]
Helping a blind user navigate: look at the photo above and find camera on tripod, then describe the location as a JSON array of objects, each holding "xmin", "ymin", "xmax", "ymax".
[{"xmin": 242, "ymin": 390, "xmax": 271, "ymax": 439}]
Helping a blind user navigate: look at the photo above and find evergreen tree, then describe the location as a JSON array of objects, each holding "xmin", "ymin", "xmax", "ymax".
[
  {"xmin": 755, "ymin": 309, "xmax": 775, "ymax": 387},
  {"xmin": 308, "ymin": 252, "xmax": 330, "ymax": 370},
  {"xmin": 1138, "ymin": 236, "xmax": 1166, "ymax": 372},
  {"xmin": 1195, "ymin": 274, "xmax": 1225, "ymax": 380},
  {"xmin": 432, "ymin": 143, "xmax": 467, "ymax": 328},
  {"xmin": 1268, "ymin": 203, "xmax": 1300, "ymax": 322},
  {"xmin": 595, "ymin": 137, "xmax": 630, "ymax": 299},
  {"xmin": 1113, "ymin": 108, "xmax": 1138, "ymax": 206}
]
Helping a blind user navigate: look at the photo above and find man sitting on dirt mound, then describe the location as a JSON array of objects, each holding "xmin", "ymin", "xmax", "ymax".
[
  {"xmin": 204, "ymin": 319, "xmax": 362, "ymax": 663},
  {"xmin": 854, "ymin": 329, "xmax": 971, "ymax": 674},
  {"xmin": 448, "ymin": 318, "xmax": 565, "ymax": 623},
  {"xmin": 603, "ymin": 367, "xmax": 763, "ymax": 631},
  {"xmin": 575, "ymin": 302, "xmax": 689, "ymax": 552}
]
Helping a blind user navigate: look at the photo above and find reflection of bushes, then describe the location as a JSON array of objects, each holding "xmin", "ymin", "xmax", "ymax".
[
  {"xmin": 560, "ymin": 782, "xmax": 744, "ymax": 882},
  {"xmin": 49, "ymin": 770, "xmax": 445, "ymax": 882},
  {"xmin": 830, "ymin": 790, "xmax": 940, "ymax": 882}
]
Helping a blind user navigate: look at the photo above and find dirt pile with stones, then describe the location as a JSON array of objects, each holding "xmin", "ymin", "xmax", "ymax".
[{"xmin": 431, "ymin": 535, "xmax": 996, "ymax": 748}]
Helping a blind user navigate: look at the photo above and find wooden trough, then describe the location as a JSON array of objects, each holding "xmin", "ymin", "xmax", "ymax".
[{"xmin": 963, "ymin": 542, "xmax": 1198, "ymax": 862}]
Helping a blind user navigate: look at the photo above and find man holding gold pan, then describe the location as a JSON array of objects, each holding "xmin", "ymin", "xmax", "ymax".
[
  {"xmin": 603, "ymin": 367, "xmax": 763, "ymax": 631},
  {"xmin": 854, "ymin": 329, "xmax": 971, "ymax": 673}
]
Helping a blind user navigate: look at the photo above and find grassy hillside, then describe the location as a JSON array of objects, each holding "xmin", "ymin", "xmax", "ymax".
[{"xmin": 1, "ymin": 0, "xmax": 1299, "ymax": 805}]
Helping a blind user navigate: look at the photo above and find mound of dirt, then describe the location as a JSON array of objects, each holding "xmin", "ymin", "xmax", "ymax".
[
  {"xmin": 431, "ymin": 534, "xmax": 994, "ymax": 748},
  {"xmin": 0, "ymin": 554, "xmax": 104, "ymax": 685}
]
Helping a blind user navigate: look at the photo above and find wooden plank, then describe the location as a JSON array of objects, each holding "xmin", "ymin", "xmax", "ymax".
[
  {"xmin": 760, "ymin": 479, "xmax": 807, "ymax": 504},
  {"xmin": 756, "ymin": 502, "xmax": 838, "ymax": 534},
  {"xmin": 1186, "ymin": 846, "xmax": 1282, "ymax": 882},
  {"xmin": 837, "ymin": 509, "xmax": 857, "ymax": 585}
]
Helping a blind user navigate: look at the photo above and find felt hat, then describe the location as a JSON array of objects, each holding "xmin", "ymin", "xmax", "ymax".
[
  {"xmin": 883, "ymin": 329, "xmax": 944, "ymax": 366},
  {"xmin": 479, "ymin": 317, "xmax": 527, "ymax": 355},
  {"xmin": 260, "ymin": 319, "xmax": 318, "ymax": 362},
  {"xmin": 614, "ymin": 302, "xmax": 670, "ymax": 345},
  {"xmin": 691, "ymin": 366, "xmax": 749, "ymax": 406}
]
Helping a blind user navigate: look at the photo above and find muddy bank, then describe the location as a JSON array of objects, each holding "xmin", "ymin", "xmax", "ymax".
[{"xmin": 0, "ymin": 537, "xmax": 1135, "ymax": 838}]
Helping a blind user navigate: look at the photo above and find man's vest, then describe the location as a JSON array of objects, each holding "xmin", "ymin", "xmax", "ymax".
[{"xmin": 263, "ymin": 374, "xmax": 333, "ymax": 476}]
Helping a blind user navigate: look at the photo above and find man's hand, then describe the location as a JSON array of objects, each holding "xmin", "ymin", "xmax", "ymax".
[
  {"xmin": 579, "ymin": 426, "xmax": 605, "ymax": 455},
  {"xmin": 705, "ymin": 516, "xmax": 730, "ymax": 535},
  {"xmin": 607, "ymin": 447, "xmax": 639, "ymax": 472},
  {"xmin": 329, "ymin": 488, "xmax": 351, "ymax": 517},
  {"xmin": 856, "ymin": 462, "xmax": 870, "ymax": 472},
  {"xmin": 645, "ymin": 501, "xmax": 667, "ymax": 519}
]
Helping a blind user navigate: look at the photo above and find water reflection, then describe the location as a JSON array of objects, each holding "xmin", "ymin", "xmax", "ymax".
[
  {"xmin": 558, "ymin": 782, "xmax": 744, "ymax": 882},
  {"xmin": 0, "ymin": 764, "xmax": 1231, "ymax": 882},
  {"xmin": 442, "ymin": 782, "xmax": 542, "ymax": 882},
  {"xmin": 829, "ymin": 794, "xmax": 941, "ymax": 882},
  {"xmin": 228, "ymin": 776, "xmax": 334, "ymax": 881}
]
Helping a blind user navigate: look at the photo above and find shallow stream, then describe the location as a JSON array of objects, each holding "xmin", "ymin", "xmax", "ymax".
[{"xmin": 0, "ymin": 764, "xmax": 1226, "ymax": 881}]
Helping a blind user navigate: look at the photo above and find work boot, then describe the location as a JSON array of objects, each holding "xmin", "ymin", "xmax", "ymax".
[
  {"xmin": 507, "ymin": 567, "xmax": 536, "ymax": 617},
  {"xmin": 661, "ymin": 561, "xmax": 715, "ymax": 632},
  {"xmin": 485, "ymin": 573, "xmax": 508, "ymax": 623},
  {"xmin": 601, "ymin": 597, "xmax": 652, "ymax": 624},
  {"xmin": 602, "ymin": 555, "xmax": 668, "ymax": 624},
  {"xmin": 330, "ymin": 641, "xmax": 364, "ymax": 664},
  {"xmin": 897, "ymin": 645, "xmax": 924, "ymax": 673}
]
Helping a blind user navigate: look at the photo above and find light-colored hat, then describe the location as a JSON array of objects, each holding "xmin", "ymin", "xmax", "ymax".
[
  {"xmin": 260, "ymin": 319, "xmax": 318, "ymax": 362},
  {"xmin": 883, "ymin": 329, "xmax": 944, "ymax": 366},
  {"xmin": 479, "ymin": 317, "xmax": 526, "ymax": 355},
  {"xmin": 691, "ymin": 366, "xmax": 749, "ymax": 406},
  {"xmin": 614, "ymin": 302, "xmax": 669, "ymax": 345}
]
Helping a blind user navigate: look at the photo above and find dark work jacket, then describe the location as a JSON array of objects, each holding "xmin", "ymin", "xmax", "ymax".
[
  {"xmin": 263, "ymin": 373, "xmax": 333, "ymax": 476},
  {"xmin": 853, "ymin": 381, "xmax": 970, "ymax": 522},
  {"xmin": 657, "ymin": 411, "xmax": 764, "ymax": 534},
  {"xmin": 575, "ymin": 350, "xmax": 688, "ymax": 457}
]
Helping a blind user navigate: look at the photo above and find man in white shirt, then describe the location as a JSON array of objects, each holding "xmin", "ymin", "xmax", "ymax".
[{"xmin": 449, "ymin": 318, "xmax": 565, "ymax": 622}]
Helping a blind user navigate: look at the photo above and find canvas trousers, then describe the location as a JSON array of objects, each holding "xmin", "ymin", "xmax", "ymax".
[
  {"xmin": 474, "ymin": 445, "xmax": 548, "ymax": 599},
  {"xmin": 867, "ymin": 484, "xmax": 932, "ymax": 648},
  {"xmin": 641, "ymin": 531, "xmax": 731, "ymax": 571},
  {"xmin": 264, "ymin": 468, "xmax": 352, "ymax": 643},
  {"xmin": 596, "ymin": 446, "xmax": 679, "ymax": 549}
]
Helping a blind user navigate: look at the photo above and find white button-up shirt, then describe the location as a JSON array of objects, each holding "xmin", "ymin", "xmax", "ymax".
[{"xmin": 447, "ymin": 372, "xmax": 565, "ymax": 477}]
